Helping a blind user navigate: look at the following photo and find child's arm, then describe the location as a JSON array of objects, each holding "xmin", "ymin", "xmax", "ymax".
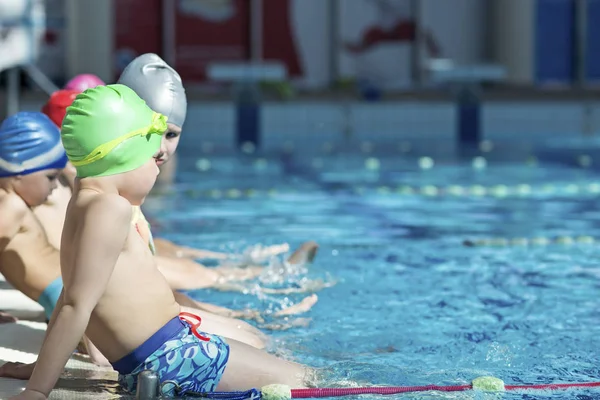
[
  {"xmin": 0, "ymin": 291, "xmax": 109, "ymax": 380},
  {"xmin": 21, "ymin": 195, "xmax": 132, "ymax": 398},
  {"xmin": 82, "ymin": 336, "xmax": 111, "ymax": 366}
]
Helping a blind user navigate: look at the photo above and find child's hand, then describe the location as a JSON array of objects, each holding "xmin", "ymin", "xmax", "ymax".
[
  {"xmin": 0, "ymin": 311, "xmax": 17, "ymax": 324},
  {"xmin": 8, "ymin": 389, "xmax": 46, "ymax": 400},
  {"xmin": 0, "ymin": 361, "xmax": 36, "ymax": 380}
]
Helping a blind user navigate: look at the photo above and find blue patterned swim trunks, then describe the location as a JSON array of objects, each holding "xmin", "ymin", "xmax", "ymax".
[{"xmin": 111, "ymin": 313, "xmax": 230, "ymax": 397}]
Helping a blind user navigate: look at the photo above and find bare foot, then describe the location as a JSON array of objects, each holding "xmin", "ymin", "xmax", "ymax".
[
  {"xmin": 244, "ymin": 243, "xmax": 290, "ymax": 264},
  {"xmin": 273, "ymin": 294, "xmax": 318, "ymax": 317},
  {"xmin": 287, "ymin": 241, "xmax": 319, "ymax": 265}
]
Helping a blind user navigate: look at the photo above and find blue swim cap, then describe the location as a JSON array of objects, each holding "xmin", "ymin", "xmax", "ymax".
[{"xmin": 0, "ymin": 112, "xmax": 68, "ymax": 177}]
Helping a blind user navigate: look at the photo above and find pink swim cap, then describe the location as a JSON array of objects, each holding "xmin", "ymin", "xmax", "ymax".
[{"xmin": 64, "ymin": 74, "xmax": 105, "ymax": 92}]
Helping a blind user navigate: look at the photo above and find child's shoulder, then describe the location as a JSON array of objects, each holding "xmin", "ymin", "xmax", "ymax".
[
  {"xmin": 75, "ymin": 191, "xmax": 133, "ymax": 224},
  {"xmin": 0, "ymin": 192, "xmax": 30, "ymax": 244},
  {"xmin": 0, "ymin": 191, "xmax": 28, "ymax": 211},
  {"xmin": 68, "ymin": 192, "xmax": 134, "ymax": 244}
]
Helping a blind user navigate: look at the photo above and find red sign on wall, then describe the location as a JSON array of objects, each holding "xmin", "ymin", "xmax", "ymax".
[
  {"xmin": 113, "ymin": 0, "xmax": 162, "ymax": 80},
  {"xmin": 262, "ymin": 0, "xmax": 302, "ymax": 77},
  {"xmin": 114, "ymin": 0, "xmax": 303, "ymax": 83},
  {"xmin": 173, "ymin": 0, "xmax": 250, "ymax": 82}
]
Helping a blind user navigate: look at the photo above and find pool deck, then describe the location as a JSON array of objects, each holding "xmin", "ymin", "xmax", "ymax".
[{"xmin": 0, "ymin": 274, "xmax": 124, "ymax": 399}]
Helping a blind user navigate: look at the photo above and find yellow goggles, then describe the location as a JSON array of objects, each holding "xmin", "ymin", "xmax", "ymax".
[{"xmin": 71, "ymin": 112, "xmax": 167, "ymax": 167}]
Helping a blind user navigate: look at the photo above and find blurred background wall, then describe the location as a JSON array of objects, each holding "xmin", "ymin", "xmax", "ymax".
[{"xmin": 3, "ymin": 0, "xmax": 600, "ymax": 157}]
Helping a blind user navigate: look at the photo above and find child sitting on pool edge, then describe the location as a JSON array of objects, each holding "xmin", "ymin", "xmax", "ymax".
[
  {"xmin": 7, "ymin": 84, "xmax": 315, "ymax": 399},
  {"xmin": 37, "ymin": 87, "xmax": 321, "ymax": 319},
  {"xmin": 118, "ymin": 53, "xmax": 315, "ymax": 264},
  {"xmin": 0, "ymin": 111, "xmax": 267, "ymax": 363},
  {"xmin": 58, "ymin": 66, "xmax": 313, "ymax": 268},
  {"xmin": 41, "ymin": 62, "xmax": 322, "ymax": 294}
]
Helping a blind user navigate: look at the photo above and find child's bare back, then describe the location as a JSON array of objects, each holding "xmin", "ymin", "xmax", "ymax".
[
  {"xmin": 0, "ymin": 190, "xmax": 61, "ymax": 300},
  {"xmin": 33, "ymin": 175, "xmax": 73, "ymax": 249},
  {"xmin": 0, "ymin": 112, "xmax": 68, "ymax": 311}
]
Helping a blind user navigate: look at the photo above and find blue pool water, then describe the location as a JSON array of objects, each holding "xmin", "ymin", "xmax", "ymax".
[{"xmin": 143, "ymin": 152, "xmax": 600, "ymax": 399}]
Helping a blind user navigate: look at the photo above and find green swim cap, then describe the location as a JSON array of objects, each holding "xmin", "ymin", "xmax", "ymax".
[{"xmin": 61, "ymin": 84, "xmax": 167, "ymax": 178}]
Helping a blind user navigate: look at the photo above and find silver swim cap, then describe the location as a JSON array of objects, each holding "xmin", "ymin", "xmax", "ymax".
[{"xmin": 117, "ymin": 53, "xmax": 187, "ymax": 128}]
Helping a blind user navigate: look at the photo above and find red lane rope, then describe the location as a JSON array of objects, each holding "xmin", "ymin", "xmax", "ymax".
[
  {"xmin": 291, "ymin": 385, "xmax": 472, "ymax": 398},
  {"xmin": 290, "ymin": 381, "xmax": 600, "ymax": 397},
  {"xmin": 505, "ymin": 382, "xmax": 600, "ymax": 391}
]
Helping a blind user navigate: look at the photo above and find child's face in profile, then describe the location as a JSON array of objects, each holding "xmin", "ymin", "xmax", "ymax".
[
  {"xmin": 156, "ymin": 123, "xmax": 182, "ymax": 167},
  {"xmin": 15, "ymin": 168, "xmax": 61, "ymax": 207},
  {"xmin": 121, "ymin": 157, "xmax": 160, "ymax": 205}
]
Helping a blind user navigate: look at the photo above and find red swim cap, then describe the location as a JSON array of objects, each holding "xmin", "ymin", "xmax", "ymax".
[{"xmin": 42, "ymin": 89, "xmax": 79, "ymax": 127}]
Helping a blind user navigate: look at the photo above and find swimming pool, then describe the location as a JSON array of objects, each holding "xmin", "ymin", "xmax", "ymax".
[{"xmin": 143, "ymin": 150, "xmax": 600, "ymax": 399}]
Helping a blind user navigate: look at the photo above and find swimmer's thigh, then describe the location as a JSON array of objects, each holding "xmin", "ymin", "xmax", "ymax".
[{"xmin": 217, "ymin": 338, "xmax": 309, "ymax": 391}]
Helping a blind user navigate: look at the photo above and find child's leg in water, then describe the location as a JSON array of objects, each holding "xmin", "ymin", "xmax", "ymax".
[
  {"xmin": 214, "ymin": 265, "xmax": 264, "ymax": 282},
  {"xmin": 174, "ymin": 286, "xmax": 317, "ymax": 326},
  {"xmin": 213, "ymin": 241, "xmax": 320, "ymax": 285},
  {"xmin": 172, "ymin": 291, "xmax": 265, "ymax": 322},
  {"xmin": 158, "ymin": 242, "xmax": 319, "ymax": 290},
  {"xmin": 156, "ymin": 255, "xmax": 222, "ymax": 290},
  {"xmin": 287, "ymin": 241, "xmax": 319, "ymax": 265},
  {"xmin": 154, "ymin": 238, "xmax": 292, "ymax": 262},
  {"xmin": 242, "ymin": 243, "xmax": 293, "ymax": 264},
  {"xmin": 219, "ymin": 241, "xmax": 319, "ymax": 270},
  {"xmin": 210, "ymin": 243, "xmax": 323, "ymax": 316},
  {"xmin": 181, "ymin": 306, "xmax": 269, "ymax": 350},
  {"xmin": 214, "ymin": 278, "xmax": 335, "ymax": 296},
  {"xmin": 271, "ymin": 294, "xmax": 318, "ymax": 317},
  {"xmin": 217, "ymin": 338, "xmax": 313, "ymax": 391},
  {"xmin": 260, "ymin": 317, "xmax": 312, "ymax": 332},
  {"xmin": 201, "ymin": 240, "xmax": 321, "ymax": 282},
  {"xmin": 173, "ymin": 292, "xmax": 269, "ymax": 349}
]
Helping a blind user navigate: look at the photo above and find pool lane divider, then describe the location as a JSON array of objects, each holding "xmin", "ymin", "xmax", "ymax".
[
  {"xmin": 463, "ymin": 235, "xmax": 598, "ymax": 247},
  {"xmin": 184, "ymin": 182, "xmax": 600, "ymax": 199},
  {"xmin": 137, "ymin": 372, "xmax": 600, "ymax": 398}
]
